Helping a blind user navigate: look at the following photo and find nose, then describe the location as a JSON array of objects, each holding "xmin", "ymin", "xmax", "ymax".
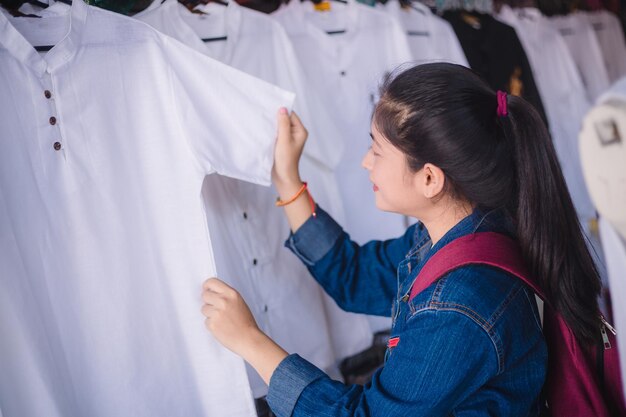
[{"xmin": 362, "ymin": 148, "xmax": 374, "ymax": 170}]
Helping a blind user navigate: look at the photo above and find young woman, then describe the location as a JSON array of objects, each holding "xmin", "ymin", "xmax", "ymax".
[{"xmin": 199, "ymin": 63, "xmax": 602, "ymax": 416}]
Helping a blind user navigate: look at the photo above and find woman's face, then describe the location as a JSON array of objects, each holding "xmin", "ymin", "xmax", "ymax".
[{"xmin": 362, "ymin": 122, "xmax": 427, "ymax": 217}]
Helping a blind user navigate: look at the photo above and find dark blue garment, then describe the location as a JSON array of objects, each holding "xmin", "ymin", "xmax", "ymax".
[{"xmin": 267, "ymin": 206, "xmax": 547, "ymax": 417}]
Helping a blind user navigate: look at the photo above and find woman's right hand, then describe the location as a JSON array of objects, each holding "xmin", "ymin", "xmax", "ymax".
[{"xmin": 272, "ymin": 108, "xmax": 308, "ymax": 194}]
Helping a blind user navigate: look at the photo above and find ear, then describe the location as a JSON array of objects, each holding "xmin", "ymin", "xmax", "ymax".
[{"xmin": 421, "ymin": 163, "xmax": 446, "ymax": 199}]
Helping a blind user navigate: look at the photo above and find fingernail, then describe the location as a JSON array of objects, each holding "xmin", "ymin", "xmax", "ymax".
[{"xmin": 279, "ymin": 107, "xmax": 288, "ymax": 114}]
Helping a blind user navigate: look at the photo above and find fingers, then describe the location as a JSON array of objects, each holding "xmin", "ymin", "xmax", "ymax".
[
  {"xmin": 201, "ymin": 301, "xmax": 223, "ymax": 316},
  {"xmin": 201, "ymin": 277, "xmax": 237, "ymax": 312},
  {"xmin": 277, "ymin": 107, "xmax": 292, "ymax": 143},
  {"xmin": 289, "ymin": 111, "xmax": 308, "ymax": 144},
  {"xmin": 202, "ymin": 277, "xmax": 230, "ymax": 293}
]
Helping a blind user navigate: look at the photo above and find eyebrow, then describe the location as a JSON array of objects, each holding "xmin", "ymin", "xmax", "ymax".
[{"xmin": 369, "ymin": 132, "xmax": 379, "ymax": 145}]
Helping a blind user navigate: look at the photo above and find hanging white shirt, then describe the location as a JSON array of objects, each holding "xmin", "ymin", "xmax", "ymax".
[
  {"xmin": 585, "ymin": 10, "xmax": 626, "ymax": 84},
  {"xmin": 0, "ymin": 1, "xmax": 294, "ymax": 416},
  {"xmin": 497, "ymin": 6, "xmax": 595, "ymax": 225},
  {"xmin": 549, "ymin": 12, "xmax": 610, "ymax": 102},
  {"xmin": 274, "ymin": 0, "xmax": 414, "ymax": 245},
  {"xmin": 134, "ymin": 0, "xmax": 373, "ymax": 398},
  {"xmin": 385, "ymin": 0, "xmax": 468, "ymax": 66},
  {"xmin": 133, "ymin": 0, "xmax": 208, "ymax": 53}
]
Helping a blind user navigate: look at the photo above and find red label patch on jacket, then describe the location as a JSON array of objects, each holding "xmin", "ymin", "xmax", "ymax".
[{"xmin": 387, "ymin": 337, "xmax": 400, "ymax": 349}]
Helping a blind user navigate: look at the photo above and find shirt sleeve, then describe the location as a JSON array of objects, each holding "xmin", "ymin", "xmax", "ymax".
[
  {"xmin": 163, "ymin": 36, "xmax": 295, "ymax": 186},
  {"xmin": 267, "ymin": 309, "xmax": 497, "ymax": 417},
  {"xmin": 285, "ymin": 206, "xmax": 417, "ymax": 316}
]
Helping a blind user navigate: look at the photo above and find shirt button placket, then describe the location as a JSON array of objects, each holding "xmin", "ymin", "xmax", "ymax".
[{"xmin": 44, "ymin": 83, "xmax": 62, "ymax": 152}]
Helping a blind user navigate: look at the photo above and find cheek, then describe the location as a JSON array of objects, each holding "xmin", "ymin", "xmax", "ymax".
[{"xmin": 374, "ymin": 162, "xmax": 405, "ymax": 195}]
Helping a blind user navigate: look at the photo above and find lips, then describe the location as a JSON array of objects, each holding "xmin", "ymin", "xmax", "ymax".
[{"xmin": 373, "ymin": 184, "xmax": 379, "ymax": 192}]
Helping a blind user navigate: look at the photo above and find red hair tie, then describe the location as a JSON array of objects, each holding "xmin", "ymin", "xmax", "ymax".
[{"xmin": 496, "ymin": 90, "xmax": 508, "ymax": 117}]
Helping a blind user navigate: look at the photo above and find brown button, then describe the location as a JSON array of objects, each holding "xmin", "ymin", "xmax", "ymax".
[
  {"xmin": 49, "ymin": 116, "xmax": 57, "ymax": 125},
  {"xmin": 44, "ymin": 90, "xmax": 52, "ymax": 99},
  {"xmin": 53, "ymin": 142, "xmax": 61, "ymax": 151}
]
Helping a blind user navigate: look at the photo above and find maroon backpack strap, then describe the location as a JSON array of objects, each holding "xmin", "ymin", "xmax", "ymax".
[{"xmin": 409, "ymin": 232, "xmax": 544, "ymax": 302}]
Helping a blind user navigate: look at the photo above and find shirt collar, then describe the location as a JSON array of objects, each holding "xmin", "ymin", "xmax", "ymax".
[
  {"xmin": 191, "ymin": 0, "xmax": 241, "ymax": 65},
  {"xmin": 283, "ymin": 0, "xmax": 360, "ymax": 62},
  {"xmin": 0, "ymin": 0, "xmax": 87, "ymax": 76}
]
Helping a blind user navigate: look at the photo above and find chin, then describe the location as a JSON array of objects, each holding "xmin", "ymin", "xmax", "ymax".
[
  {"xmin": 374, "ymin": 197, "xmax": 396, "ymax": 214},
  {"xmin": 374, "ymin": 197, "xmax": 411, "ymax": 217}
]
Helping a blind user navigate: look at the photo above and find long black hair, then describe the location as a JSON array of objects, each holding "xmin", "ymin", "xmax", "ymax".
[{"xmin": 373, "ymin": 63, "xmax": 601, "ymax": 346}]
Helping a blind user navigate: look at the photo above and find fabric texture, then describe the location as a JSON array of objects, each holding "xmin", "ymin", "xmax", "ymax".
[
  {"xmin": 385, "ymin": 0, "xmax": 468, "ymax": 67},
  {"xmin": 549, "ymin": 12, "xmax": 611, "ymax": 102}
]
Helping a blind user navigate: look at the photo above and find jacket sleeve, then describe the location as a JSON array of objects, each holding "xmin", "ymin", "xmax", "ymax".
[
  {"xmin": 267, "ymin": 309, "xmax": 498, "ymax": 417},
  {"xmin": 284, "ymin": 205, "xmax": 417, "ymax": 316}
]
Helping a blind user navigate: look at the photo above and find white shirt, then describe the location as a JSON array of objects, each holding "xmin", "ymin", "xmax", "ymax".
[
  {"xmin": 549, "ymin": 12, "xmax": 611, "ymax": 102},
  {"xmin": 586, "ymin": 10, "xmax": 626, "ymax": 84},
  {"xmin": 133, "ymin": 0, "xmax": 208, "ymax": 53},
  {"xmin": 497, "ymin": 6, "xmax": 595, "ymax": 224},
  {"xmin": 0, "ymin": 1, "xmax": 294, "ymax": 416},
  {"xmin": 274, "ymin": 0, "xmax": 414, "ymax": 245},
  {"xmin": 385, "ymin": 0, "xmax": 468, "ymax": 66},
  {"xmin": 134, "ymin": 0, "xmax": 373, "ymax": 397}
]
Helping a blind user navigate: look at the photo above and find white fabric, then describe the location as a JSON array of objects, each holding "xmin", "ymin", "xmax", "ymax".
[
  {"xmin": 133, "ymin": 0, "xmax": 207, "ymax": 53},
  {"xmin": 385, "ymin": 0, "xmax": 468, "ymax": 66},
  {"xmin": 274, "ymin": 0, "xmax": 413, "ymax": 246},
  {"xmin": 599, "ymin": 74, "xmax": 626, "ymax": 103},
  {"xmin": 0, "ymin": 1, "xmax": 295, "ymax": 415},
  {"xmin": 586, "ymin": 10, "xmax": 626, "ymax": 84},
  {"xmin": 589, "ymin": 77, "xmax": 626, "ymax": 243},
  {"xmin": 2, "ymin": 1, "xmax": 69, "ymax": 17},
  {"xmin": 549, "ymin": 12, "xmax": 611, "ymax": 102},
  {"xmin": 135, "ymin": 0, "xmax": 373, "ymax": 397},
  {"xmin": 598, "ymin": 218, "xmax": 626, "ymax": 400},
  {"xmin": 497, "ymin": 6, "xmax": 595, "ymax": 224}
]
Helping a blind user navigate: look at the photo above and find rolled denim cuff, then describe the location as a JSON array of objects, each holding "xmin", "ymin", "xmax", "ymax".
[
  {"xmin": 284, "ymin": 205, "xmax": 343, "ymax": 266},
  {"xmin": 267, "ymin": 354, "xmax": 326, "ymax": 417}
]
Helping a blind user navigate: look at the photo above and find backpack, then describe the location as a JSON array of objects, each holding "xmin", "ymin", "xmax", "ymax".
[{"xmin": 408, "ymin": 232, "xmax": 626, "ymax": 417}]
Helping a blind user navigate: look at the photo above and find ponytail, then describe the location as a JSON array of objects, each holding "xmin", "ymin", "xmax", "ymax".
[
  {"xmin": 506, "ymin": 95, "xmax": 601, "ymax": 345},
  {"xmin": 374, "ymin": 63, "xmax": 602, "ymax": 346}
]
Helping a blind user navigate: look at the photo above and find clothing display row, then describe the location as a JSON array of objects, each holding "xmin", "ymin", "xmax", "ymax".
[{"xmin": 2, "ymin": 0, "xmax": 626, "ymax": 415}]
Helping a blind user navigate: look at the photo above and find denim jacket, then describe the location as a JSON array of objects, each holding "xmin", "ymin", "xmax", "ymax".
[{"xmin": 267, "ymin": 206, "xmax": 547, "ymax": 417}]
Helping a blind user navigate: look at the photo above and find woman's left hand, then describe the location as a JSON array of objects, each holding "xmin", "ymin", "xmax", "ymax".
[
  {"xmin": 201, "ymin": 278, "xmax": 260, "ymax": 357},
  {"xmin": 201, "ymin": 278, "xmax": 289, "ymax": 385}
]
